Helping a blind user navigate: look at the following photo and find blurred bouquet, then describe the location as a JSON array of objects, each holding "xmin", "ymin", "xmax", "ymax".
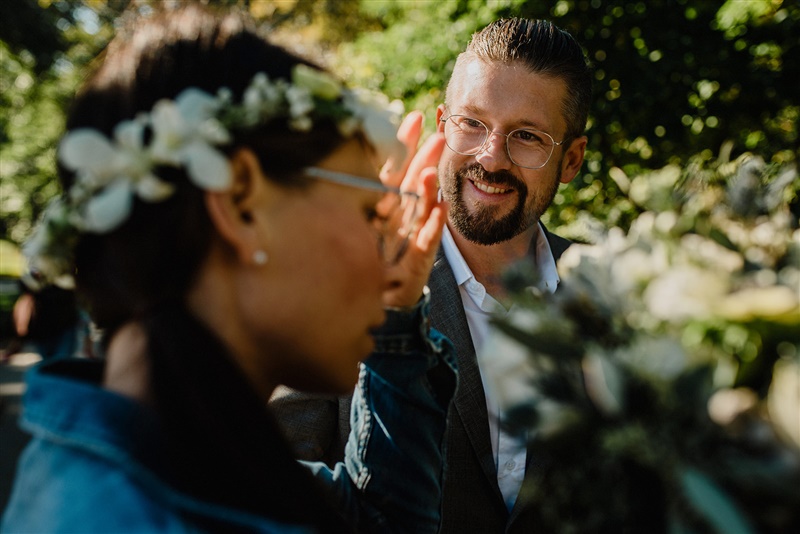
[{"xmin": 483, "ymin": 151, "xmax": 800, "ymax": 533}]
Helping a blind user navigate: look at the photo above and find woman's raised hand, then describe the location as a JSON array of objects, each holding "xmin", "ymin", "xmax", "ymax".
[{"xmin": 380, "ymin": 112, "xmax": 447, "ymax": 309}]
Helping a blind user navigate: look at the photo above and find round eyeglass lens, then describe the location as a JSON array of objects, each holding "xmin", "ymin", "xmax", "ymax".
[
  {"xmin": 443, "ymin": 115, "xmax": 488, "ymax": 154},
  {"xmin": 505, "ymin": 129, "xmax": 555, "ymax": 169}
]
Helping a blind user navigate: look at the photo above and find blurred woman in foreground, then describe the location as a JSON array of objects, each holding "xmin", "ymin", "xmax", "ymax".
[{"xmin": 1, "ymin": 4, "xmax": 455, "ymax": 533}]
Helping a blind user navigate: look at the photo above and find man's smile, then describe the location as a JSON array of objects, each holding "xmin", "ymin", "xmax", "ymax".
[{"xmin": 469, "ymin": 178, "xmax": 513, "ymax": 195}]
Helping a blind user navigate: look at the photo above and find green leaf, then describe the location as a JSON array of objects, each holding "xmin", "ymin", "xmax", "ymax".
[
  {"xmin": 491, "ymin": 319, "xmax": 584, "ymax": 360},
  {"xmin": 679, "ymin": 466, "xmax": 756, "ymax": 534}
]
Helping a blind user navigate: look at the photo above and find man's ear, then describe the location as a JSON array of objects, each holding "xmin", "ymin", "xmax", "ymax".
[
  {"xmin": 204, "ymin": 148, "xmax": 266, "ymax": 264},
  {"xmin": 559, "ymin": 135, "xmax": 587, "ymax": 185},
  {"xmin": 435, "ymin": 105, "xmax": 447, "ymax": 133}
]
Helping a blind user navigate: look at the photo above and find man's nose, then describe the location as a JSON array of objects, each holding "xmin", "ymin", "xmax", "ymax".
[{"xmin": 474, "ymin": 131, "xmax": 512, "ymax": 172}]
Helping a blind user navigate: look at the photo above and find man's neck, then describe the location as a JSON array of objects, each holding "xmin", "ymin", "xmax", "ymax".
[{"xmin": 448, "ymin": 222, "xmax": 537, "ymax": 298}]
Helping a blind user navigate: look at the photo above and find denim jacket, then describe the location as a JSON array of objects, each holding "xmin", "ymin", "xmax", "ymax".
[{"xmin": 1, "ymin": 292, "xmax": 457, "ymax": 533}]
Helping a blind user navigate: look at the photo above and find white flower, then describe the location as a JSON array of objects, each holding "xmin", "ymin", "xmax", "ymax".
[
  {"xmin": 181, "ymin": 141, "xmax": 232, "ymax": 191},
  {"xmin": 628, "ymin": 164, "xmax": 681, "ymax": 210},
  {"xmin": 149, "ymin": 90, "xmax": 232, "ymax": 191},
  {"xmin": 582, "ymin": 348, "xmax": 624, "ymax": 416},
  {"xmin": 136, "ymin": 174, "xmax": 175, "ymax": 202},
  {"xmin": 343, "ymin": 89, "xmax": 406, "ymax": 167},
  {"xmin": 242, "ymin": 73, "xmax": 284, "ymax": 123},
  {"xmin": 479, "ymin": 308, "xmax": 542, "ymax": 413},
  {"xmin": 557, "ymin": 242, "xmax": 603, "ymax": 276},
  {"xmin": 614, "ymin": 335, "xmax": 688, "ymax": 382},
  {"xmin": 337, "ymin": 116, "xmax": 360, "ymax": 138},
  {"xmin": 289, "ymin": 115, "xmax": 313, "ymax": 132},
  {"xmin": 534, "ymin": 399, "xmax": 582, "ymax": 439},
  {"xmin": 59, "ymin": 129, "xmax": 122, "ymax": 190},
  {"xmin": 285, "ymin": 86, "xmax": 314, "ymax": 122},
  {"xmin": 610, "ymin": 246, "xmax": 663, "ymax": 295},
  {"xmin": 558, "ymin": 242, "xmax": 627, "ymax": 315},
  {"xmin": 113, "ymin": 120, "xmax": 174, "ymax": 202},
  {"xmin": 768, "ymin": 357, "xmax": 800, "ymax": 447},
  {"xmin": 681, "ymin": 233, "xmax": 744, "ymax": 273},
  {"xmin": 60, "ymin": 119, "xmax": 175, "ymax": 231},
  {"xmin": 707, "ymin": 387, "xmax": 758, "ymax": 425},
  {"xmin": 21, "ymin": 199, "xmax": 75, "ymax": 289},
  {"xmin": 644, "ymin": 266, "xmax": 729, "ymax": 322},
  {"xmin": 716, "ymin": 285, "xmax": 800, "ymax": 321},
  {"xmin": 82, "ymin": 179, "xmax": 133, "ymax": 233}
]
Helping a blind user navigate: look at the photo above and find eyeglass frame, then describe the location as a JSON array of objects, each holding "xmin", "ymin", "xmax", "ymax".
[
  {"xmin": 440, "ymin": 114, "xmax": 568, "ymax": 170},
  {"xmin": 302, "ymin": 167, "xmax": 420, "ymax": 264}
]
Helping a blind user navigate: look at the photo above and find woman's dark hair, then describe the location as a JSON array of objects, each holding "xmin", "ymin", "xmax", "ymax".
[{"xmin": 63, "ymin": 5, "xmax": 353, "ymax": 531}]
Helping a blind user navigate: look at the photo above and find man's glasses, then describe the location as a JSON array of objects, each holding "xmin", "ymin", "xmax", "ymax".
[
  {"xmin": 303, "ymin": 167, "xmax": 421, "ymax": 265},
  {"xmin": 440, "ymin": 115, "xmax": 566, "ymax": 170}
]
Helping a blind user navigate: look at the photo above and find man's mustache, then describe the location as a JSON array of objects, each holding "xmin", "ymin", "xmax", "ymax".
[{"xmin": 458, "ymin": 164, "xmax": 525, "ymax": 191}]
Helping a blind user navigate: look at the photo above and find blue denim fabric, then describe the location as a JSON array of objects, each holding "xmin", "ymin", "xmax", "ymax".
[{"xmin": 1, "ymin": 292, "xmax": 456, "ymax": 533}]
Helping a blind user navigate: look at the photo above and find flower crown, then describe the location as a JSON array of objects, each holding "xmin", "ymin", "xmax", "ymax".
[{"xmin": 23, "ymin": 65, "xmax": 406, "ymax": 290}]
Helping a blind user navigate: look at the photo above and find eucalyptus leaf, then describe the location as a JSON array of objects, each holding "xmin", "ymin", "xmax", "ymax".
[
  {"xmin": 491, "ymin": 320, "xmax": 584, "ymax": 360},
  {"xmin": 680, "ymin": 467, "xmax": 756, "ymax": 534}
]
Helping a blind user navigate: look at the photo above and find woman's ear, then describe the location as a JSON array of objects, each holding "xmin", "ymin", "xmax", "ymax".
[{"xmin": 204, "ymin": 148, "xmax": 266, "ymax": 264}]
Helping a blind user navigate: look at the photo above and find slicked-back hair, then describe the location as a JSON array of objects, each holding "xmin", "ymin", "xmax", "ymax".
[{"xmin": 447, "ymin": 18, "xmax": 592, "ymax": 142}]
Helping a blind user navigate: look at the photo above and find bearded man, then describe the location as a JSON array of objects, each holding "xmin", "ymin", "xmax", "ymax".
[{"xmin": 272, "ymin": 18, "xmax": 592, "ymax": 533}]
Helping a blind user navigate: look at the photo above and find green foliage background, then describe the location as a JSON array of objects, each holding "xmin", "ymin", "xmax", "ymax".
[{"xmin": 1, "ymin": 0, "xmax": 798, "ymax": 246}]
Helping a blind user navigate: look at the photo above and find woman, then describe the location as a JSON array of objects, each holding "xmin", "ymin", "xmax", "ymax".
[{"xmin": 1, "ymin": 5, "xmax": 455, "ymax": 533}]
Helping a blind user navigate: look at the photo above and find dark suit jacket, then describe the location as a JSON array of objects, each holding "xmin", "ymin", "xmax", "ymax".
[{"xmin": 271, "ymin": 227, "xmax": 571, "ymax": 533}]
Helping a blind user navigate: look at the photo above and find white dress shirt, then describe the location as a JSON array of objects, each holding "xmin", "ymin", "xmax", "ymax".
[{"xmin": 441, "ymin": 223, "xmax": 559, "ymax": 511}]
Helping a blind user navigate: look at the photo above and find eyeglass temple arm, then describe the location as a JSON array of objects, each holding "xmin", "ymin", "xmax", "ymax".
[{"xmin": 304, "ymin": 167, "xmax": 418, "ymax": 198}]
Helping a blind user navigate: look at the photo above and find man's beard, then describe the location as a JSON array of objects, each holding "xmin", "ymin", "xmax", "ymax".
[{"xmin": 441, "ymin": 162, "xmax": 561, "ymax": 245}]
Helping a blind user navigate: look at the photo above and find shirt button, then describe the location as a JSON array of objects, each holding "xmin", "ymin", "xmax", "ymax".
[{"xmin": 505, "ymin": 460, "xmax": 516, "ymax": 471}]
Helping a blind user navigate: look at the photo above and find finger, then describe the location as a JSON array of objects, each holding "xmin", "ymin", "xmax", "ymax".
[
  {"xmin": 398, "ymin": 110, "xmax": 424, "ymax": 149},
  {"xmin": 401, "ymin": 133, "xmax": 445, "ymax": 194},
  {"xmin": 413, "ymin": 167, "xmax": 439, "ymax": 226},
  {"xmin": 381, "ymin": 111, "xmax": 423, "ymax": 187},
  {"xmin": 414, "ymin": 173, "xmax": 447, "ymax": 254},
  {"xmin": 414, "ymin": 200, "xmax": 447, "ymax": 255},
  {"xmin": 403, "ymin": 169, "xmax": 444, "ymax": 258}
]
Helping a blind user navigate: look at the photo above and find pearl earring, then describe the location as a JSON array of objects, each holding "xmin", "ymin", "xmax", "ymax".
[{"xmin": 253, "ymin": 250, "xmax": 269, "ymax": 266}]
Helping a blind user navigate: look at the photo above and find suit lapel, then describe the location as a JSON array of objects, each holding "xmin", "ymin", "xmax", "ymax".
[
  {"xmin": 428, "ymin": 249, "xmax": 503, "ymax": 502},
  {"xmin": 542, "ymin": 223, "xmax": 571, "ymax": 261},
  {"xmin": 429, "ymin": 228, "xmax": 573, "ymax": 521}
]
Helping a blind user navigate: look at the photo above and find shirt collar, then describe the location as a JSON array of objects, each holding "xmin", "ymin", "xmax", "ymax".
[{"xmin": 441, "ymin": 221, "xmax": 560, "ymax": 296}]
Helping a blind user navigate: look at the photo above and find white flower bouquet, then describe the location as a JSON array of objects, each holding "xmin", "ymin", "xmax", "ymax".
[{"xmin": 484, "ymin": 152, "xmax": 800, "ymax": 533}]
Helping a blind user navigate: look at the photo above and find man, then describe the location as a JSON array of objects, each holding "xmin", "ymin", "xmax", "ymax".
[{"xmin": 271, "ymin": 18, "xmax": 592, "ymax": 532}]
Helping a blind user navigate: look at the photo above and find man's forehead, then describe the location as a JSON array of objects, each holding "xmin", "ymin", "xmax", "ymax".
[
  {"xmin": 450, "ymin": 57, "xmax": 558, "ymax": 98},
  {"xmin": 447, "ymin": 58, "xmax": 568, "ymax": 134}
]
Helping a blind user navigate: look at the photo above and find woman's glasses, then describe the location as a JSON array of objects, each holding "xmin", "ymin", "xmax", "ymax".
[{"xmin": 303, "ymin": 167, "xmax": 421, "ymax": 265}]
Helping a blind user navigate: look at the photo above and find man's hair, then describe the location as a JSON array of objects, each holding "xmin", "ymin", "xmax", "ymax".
[{"xmin": 447, "ymin": 18, "xmax": 592, "ymax": 142}]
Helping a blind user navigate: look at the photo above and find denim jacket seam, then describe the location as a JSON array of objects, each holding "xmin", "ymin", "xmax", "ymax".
[{"xmin": 352, "ymin": 365, "xmax": 373, "ymax": 489}]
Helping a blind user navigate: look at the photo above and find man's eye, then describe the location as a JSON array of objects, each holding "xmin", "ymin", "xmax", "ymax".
[
  {"xmin": 463, "ymin": 118, "xmax": 484, "ymax": 129},
  {"xmin": 513, "ymin": 129, "xmax": 545, "ymax": 145}
]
